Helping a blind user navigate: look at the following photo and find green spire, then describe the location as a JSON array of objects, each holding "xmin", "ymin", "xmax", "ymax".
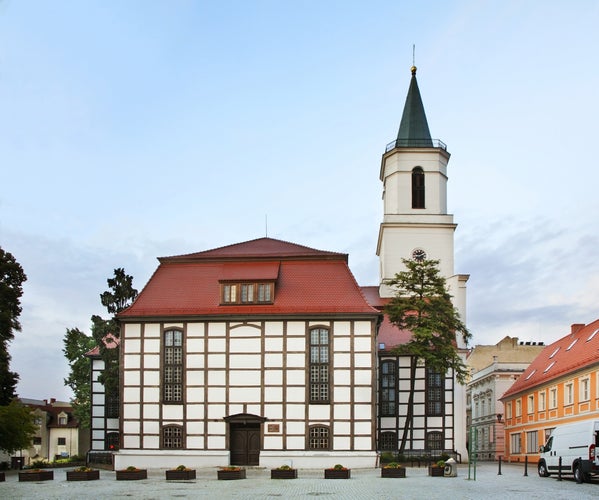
[{"xmin": 396, "ymin": 66, "xmax": 433, "ymax": 147}]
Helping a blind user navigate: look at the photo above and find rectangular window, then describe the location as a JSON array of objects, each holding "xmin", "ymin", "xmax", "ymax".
[
  {"xmin": 106, "ymin": 390, "xmax": 120, "ymax": 418},
  {"xmin": 515, "ymin": 399, "xmax": 522, "ymax": 417},
  {"xmin": 33, "ymin": 436, "xmax": 42, "ymax": 445},
  {"xmin": 163, "ymin": 426, "xmax": 183, "ymax": 449},
  {"xmin": 565, "ymin": 382, "xmax": 574, "ymax": 405},
  {"xmin": 510, "ymin": 433, "xmax": 521, "ymax": 454},
  {"xmin": 221, "ymin": 283, "xmax": 273, "ymax": 304},
  {"xmin": 580, "ymin": 377, "xmax": 590, "ymax": 402},
  {"xmin": 57, "ymin": 437, "xmax": 66, "ymax": 446},
  {"xmin": 308, "ymin": 426, "xmax": 330, "ymax": 449},
  {"xmin": 527, "ymin": 394, "xmax": 534, "ymax": 414},
  {"xmin": 506, "ymin": 402, "xmax": 512, "ymax": 419},
  {"xmin": 539, "ymin": 391, "xmax": 546, "ymax": 411},
  {"xmin": 549, "ymin": 387, "xmax": 557, "ymax": 409},
  {"xmin": 426, "ymin": 368, "xmax": 444, "ymax": 416},
  {"xmin": 309, "ymin": 328, "xmax": 329, "ymax": 403},
  {"xmin": 380, "ymin": 361, "xmax": 397, "ymax": 416},
  {"xmin": 164, "ymin": 329, "xmax": 183, "ymax": 402},
  {"xmin": 526, "ymin": 430, "xmax": 538, "ymax": 454}
]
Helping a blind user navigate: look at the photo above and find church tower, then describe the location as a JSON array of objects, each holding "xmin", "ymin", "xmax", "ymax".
[{"xmin": 377, "ymin": 66, "xmax": 468, "ymax": 345}]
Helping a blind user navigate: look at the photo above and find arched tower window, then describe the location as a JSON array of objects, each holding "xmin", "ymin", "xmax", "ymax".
[{"xmin": 412, "ymin": 167, "xmax": 425, "ymax": 209}]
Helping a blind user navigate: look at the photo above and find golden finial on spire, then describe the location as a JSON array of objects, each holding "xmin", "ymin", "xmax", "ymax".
[{"xmin": 411, "ymin": 44, "xmax": 417, "ymax": 75}]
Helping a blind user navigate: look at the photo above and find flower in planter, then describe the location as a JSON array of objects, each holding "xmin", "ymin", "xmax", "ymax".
[
  {"xmin": 123, "ymin": 466, "xmax": 142, "ymax": 472},
  {"xmin": 383, "ymin": 462, "xmax": 403, "ymax": 469},
  {"xmin": 220, "ymin": 466, "xmax": 242, "ymax": 471},
  {"xmin": 74, "ymin": 466, "xmax": 94, "ymax": 472},
  {"xmin": 329, "ymin": 464, "xmax": 347, "ymax": 470},
  {"xmin": 276, "ymin": 465, "xmax": 294, "ymax": 471},
  {"xmin": 173, "ymin": 465, "xmax": 191, "ymax": 471},
  {"xmin": 435, "ymin": 460, "xmax": 446, "ymax": 468}
]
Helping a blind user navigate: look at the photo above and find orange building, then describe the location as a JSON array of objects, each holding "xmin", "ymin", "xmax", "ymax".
[{"xmin": 500, "ymin": 321, "xmax": 599, "ymax": 463}]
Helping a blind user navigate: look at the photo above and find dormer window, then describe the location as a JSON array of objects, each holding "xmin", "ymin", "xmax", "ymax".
[
  {"xmin": 221, "ymin": 282, "xmax": 274, "ymax": 304},
  {"xmin": 58, "ymin": 414, "xmax": 67, "ymax": 426}
]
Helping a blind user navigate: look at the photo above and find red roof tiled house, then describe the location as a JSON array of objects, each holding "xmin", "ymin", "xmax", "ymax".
[
  {"xmin": 500, "ymin": 320, "xmax": 599, "ymax": 463},
  {"xmin": 114, "ymin": 237, "xmax": 381, "ymax": 470}
]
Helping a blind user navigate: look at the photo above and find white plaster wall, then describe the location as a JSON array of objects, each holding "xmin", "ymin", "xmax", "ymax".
[
  {"xmin": 308, "ymin": 405, "xmax": 330, "ymax": 420},
  {"xmin": 187, "ymin": 322, "xmax": 204, "ymax": 337},
  {"xmin": 144, "ymin": 323, "xmax": 160, "ymax": 337},
  {"xmin": 264, "ymin": 353, "xmax": 283, "ymax": 367},
  {"xmin": 144, "ymin": 338, "xmax": 160, "ymax": 353},
  {"xmin": 163, "ymin": 405, "xmax": 183, "ymax": 420}
]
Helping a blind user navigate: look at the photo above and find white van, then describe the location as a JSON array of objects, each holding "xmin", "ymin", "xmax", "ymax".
[{"xmin": 538, "ymin": 419, "xmax": 599, "ymax": 483}]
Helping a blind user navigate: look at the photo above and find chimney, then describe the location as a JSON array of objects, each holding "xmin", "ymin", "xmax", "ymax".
[
  {"xmin": 50, "ymin": 398, "xmax": 56, "ymax": 404},
  {"xmin": 571, "ymin": 323, "xmax": 585, "ymax": 334}
]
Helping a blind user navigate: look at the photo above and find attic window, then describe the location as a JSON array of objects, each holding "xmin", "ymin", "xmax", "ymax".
[
  {"xmin": 587, "ymin": 328, "xmax": 599, "ymax": 342},
  {"xmin": 566, "ymin": 338, "xmax": 578, "ymax": 351},
  {"xmin": 221, "ymin": 282, "xmax": 274, "ymax": 305},
  {"xmin": 549, "ymin": 347, "xmax": 560, "ymax": 358},
  {"xmin": 58, "ymin": 416, "xmax": 67, "ymax": 426},
  {"xmin": 544, "ymin": 361, "xmax": 555, "ymax": 373},
  {"xmin": 525, "ymin": 369, "xmax": 536, "ymax": 381}
]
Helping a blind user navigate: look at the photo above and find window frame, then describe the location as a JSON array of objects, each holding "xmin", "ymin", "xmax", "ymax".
[
  {"xmin": 539, "ymin": 390, "xmax": 546, "ymax": 411},
  {"xmin": 220, "ymin": 282, "xmax": 274, "ymax": 305},
  {"xmin": 565, "ymin": 381, "xmax": 574, "ymax": 406},
  {"xmin": 580, "ymin": 376, "xmax": 590, "ymax": 402},
  {"xmin": 163, "ymin": 328, "xmax": 184, "ymax": 404},
  {"xmin": 411, "ymin": 166, "xmax": 425, "ymax": 209},
  {"xmin": 426, "ymin": 431, "xmax": 444, "ymax": 451},
  {"xmin": 526, "ymin": 430, "xmax": 538, "ymax": 454},
  {"xmin": 379, "ymin": 431, "xmax": 398, "ymax": 451},
  {"xmin": 426, "ymin": 367, "xmax": 444, "ymax": 416},
  {"xmin": 309, "ymin": 327, "xmax": 330, "ymax": 404},
  {"xmin": 307, "ymin": 424, "xmax": 331, "ymax": 450},
  {"xmin": 549, "ymin": 386, "xmax": 558, "ymax": 409},
  {"xmin": 161, "ymin": 424, "xmax": 185, "ymax": 449},
  {"xmin": 57, "ymin": 437, "xmax": 66, "ymax": 446},
  {"xmin": 510, "ymin": 433, "xmax": 521, "ymax": 454},
  {"xmin": 380, "ymin": 360, "xmax": 397, "ymax": 416}
]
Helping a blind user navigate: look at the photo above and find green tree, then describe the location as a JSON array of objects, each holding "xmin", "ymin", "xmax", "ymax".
[
  {"xmin": 0, "ymin": 247, "xmax": 27, "ymax": 404},
  {"xmin": 92, "ymin": 268, "xmax": 137, "ymax": 398},
  {"xmin": 384, "ymin": 258, "xmax": 470, "ymax": 452},
  {"xmin": 62, "ymin": 328, "xmax": 95, "ymax": 428},
  {"xmin": 0, "ymin": 400, "xmax": 37, "ymax": 455}
]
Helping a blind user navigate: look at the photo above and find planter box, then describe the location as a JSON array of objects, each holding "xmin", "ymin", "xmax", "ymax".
[
  {"xmin": 67, "ymin": 469, "xmax": 100, "ymax": 481},
  {"xmin": 217, "ymin": 468, "xmax": 246, "ymax": 480},
  {"xmin": 166, "ymin": 469, "xmax": 196, "ymax": 480},
  {"xmin": 271, "ymin": 468, "xmax": 297, "ymax": 479},
  {"xmin": 116, "ymin": 469, "xmax": 148, "ymax": 480},
  {"xmin": 19, "ymin": 470, "xmax": 54, "ymax": 482},
  {"xmin": 428, "ymin": 466, "xmax": 445, "ymax": 477},
  {"xmin": 381, "ymin": 467, "xmax": 406, "ymax": 478},
  {"xmin": 324, "ymin": 468, "xmax": 351, "ymax": 479}
]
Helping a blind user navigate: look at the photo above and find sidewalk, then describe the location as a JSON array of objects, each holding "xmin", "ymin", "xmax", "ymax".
[{"xmin": 1, "ymin": 462, "xmax": 597, "ymax": 499}]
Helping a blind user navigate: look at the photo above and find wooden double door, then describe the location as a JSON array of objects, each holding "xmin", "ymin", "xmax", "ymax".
[{"xmin": 229, "ymin": 422, "xmax": 261, "ymax": 466}]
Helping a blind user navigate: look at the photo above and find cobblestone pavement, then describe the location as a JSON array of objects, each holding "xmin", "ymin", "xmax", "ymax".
[{"xmin": 1, "ymin": 462, "xmax": 598, "ymax": 499}]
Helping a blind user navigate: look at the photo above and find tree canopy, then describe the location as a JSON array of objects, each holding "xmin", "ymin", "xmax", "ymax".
[
  {"xmin": 385, "ymin": 258, "xmax": 470, "ymax": 383},
  {"xmin": 0, "ymin": 246, "xmax": 27, "ymax": 404},
  {"xmin": 62, "ymin": 327, "xmax": 95, "ymax": 428},
  {"xmin": 0, "ymin": 400, "xmax": 36, "ymax": 454}
]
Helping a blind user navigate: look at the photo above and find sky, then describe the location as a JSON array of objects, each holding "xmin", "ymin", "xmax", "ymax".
[{"xmin": 2, "ymin": 0, "xmax": 599, "ymax": 402}]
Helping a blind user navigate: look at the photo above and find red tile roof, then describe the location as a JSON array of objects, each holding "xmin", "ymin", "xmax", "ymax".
[
  {"xmin": 360, "ymin": 286, "xmax": 414, "ymax": 349},
  {"xmin": 161, "ymin": 237, "xmax": 346, "ymax": 262},
  {"xmin": 119, "ymin": 238, "xmax": 379, "ymax": 319},
  {"xmin": 85, "ymin": 333, "xmax": 120, "ymax": 357},
  {"xmin": 501, "ymin": 319, "xmax": 599, "ymax": 399}
]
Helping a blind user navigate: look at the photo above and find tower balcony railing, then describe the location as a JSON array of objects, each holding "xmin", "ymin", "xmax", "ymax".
[{"xmin": 385, "ymin": 138, "xmax": 447, "ymax": 152}]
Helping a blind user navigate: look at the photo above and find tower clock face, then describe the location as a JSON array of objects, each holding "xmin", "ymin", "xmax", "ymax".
[{"xmin": 412, "ymin": 248, "xmax": 427, "ymax": 261}]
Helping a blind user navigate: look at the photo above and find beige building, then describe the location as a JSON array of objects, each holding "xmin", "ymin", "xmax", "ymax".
[
  {"xmin": 17, "ymin": 398, "xmax": 85, "ymax": 465},
  {"xmin": 466, "ymin": 337, "xmax": 544, "ymax": 460}
]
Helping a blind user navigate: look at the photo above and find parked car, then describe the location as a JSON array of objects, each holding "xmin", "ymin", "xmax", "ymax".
[{"xmin": 538, "ymin": 419, "xmax": 599, "ymax": 483}]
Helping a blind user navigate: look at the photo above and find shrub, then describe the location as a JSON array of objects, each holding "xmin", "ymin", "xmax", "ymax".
[
  {"xmin": 384, "ymin": 462, "xmax": 402, "ymax": 469},
  {"xmin": 440, "ymin": 453, "xmax": 450, "ymax": 462},
  {"xmin": 277, "ymin": 464, "xmax": 292, "ymax": 470},
  {"xmin": 380, "ymin": 452, "xmax": 395, "ymax": 463},
  {"xmin": 31, "ymin": 460, "xmax": 48, "ymax": 469},
  {"xmin": 436, "ymin": 460, "xmax": 446, "ymax": 468},
  {"xmin": 332, "ymin": 464, "xmax": 346, "ymax": 470}
]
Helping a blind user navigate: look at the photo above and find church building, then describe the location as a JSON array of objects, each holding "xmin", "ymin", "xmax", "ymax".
[{"xmin": 111, "ymin": 66, "xmax": 469, "ymax": 469}]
